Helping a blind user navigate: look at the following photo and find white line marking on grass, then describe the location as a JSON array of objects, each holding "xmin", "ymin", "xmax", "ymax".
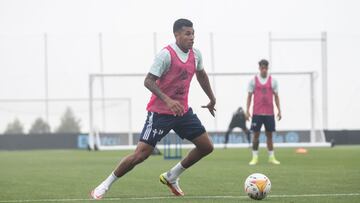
[
  {"xmin": 270, "ymin": 193, "xmax": 360, "ymax": 198},
  {"xmin": 0, "ymin": 193, "xmax": 359, "ymax": 202}
]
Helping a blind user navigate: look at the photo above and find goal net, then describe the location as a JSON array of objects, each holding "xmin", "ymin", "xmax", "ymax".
[{"xmin": 88, "ymin": 71, "xmax": 330, "ymax": 151}]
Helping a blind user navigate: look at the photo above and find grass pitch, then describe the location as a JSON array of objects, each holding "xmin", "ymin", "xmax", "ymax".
[{"xmin": 0, "ymin": 146, "xmax": 359, "ymax": 203}]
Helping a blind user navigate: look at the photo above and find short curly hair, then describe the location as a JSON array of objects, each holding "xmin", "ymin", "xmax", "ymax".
[
  {"xmin": 173, "ymin": 19, "xmax": 193, "ymax": 33},
  {"xmin": 258, "ymin": 59, "xmax": 269, "ymax": 66}
]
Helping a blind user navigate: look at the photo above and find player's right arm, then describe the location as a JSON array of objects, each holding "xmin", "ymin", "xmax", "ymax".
[
  {"xmin": 245, "ymin": 78, "xmax": 255, "ymax": 120},
  {"xmin": 144, "ymin": 73, "xmax": 185, "ymax": 116},
  {"xmin": 246, "ymin": 92, "xmax": 253, "ymax": 121},
  {"xmin": 144, "ymin": 49, "xmax": 185, "ymax": 116}
]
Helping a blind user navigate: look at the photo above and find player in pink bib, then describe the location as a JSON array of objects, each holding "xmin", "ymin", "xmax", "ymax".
[
  {"xmin": 246, "ymin": 59, "xmax": 282, "ymax": 165},
  {"xmin": 146, "ymin": 45, "xmax": 196, "ymax": 115},
  {"xmin": 91, "ymin": 19, "xmax": 216, "ymax": 199}
]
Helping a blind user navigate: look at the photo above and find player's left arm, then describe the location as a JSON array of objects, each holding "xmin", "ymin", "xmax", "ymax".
[
  {"xmin": 274, "ymin": 92, "xmax": 281, "ymax": 121},
  {"xmin": 196, "ymin": 69, "xmax": 216, "ymax": 117},
  {"xmin": 272, "ymin": 78, "xmax": 281, "ymax": 121}
]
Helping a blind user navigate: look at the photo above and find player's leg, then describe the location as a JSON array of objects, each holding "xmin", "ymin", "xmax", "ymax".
[
  {"xmin": 224, "ymin": 126, "xmax": 234, "ymax": 149},
  {"xmin": 224, "ymin": 115, "xmax": 238, "ymax": 148},
  {"xmin": 265, "ymin": 131, "xmax": 274, "ymax": 151},
  {"xmin": 241, "ymin": 127, "xmax": 252, "ymax": 147},
  {"xmin": 249, "ymin": 131, "xmax": 260, "ymax": 165},
  {"xmin": 91, "ymin": 112, "xmax": 171, "ymax": 199},
  {"xmin": 160, "ymin": 108, "xmax": 213, "ymax": 196},
  {"xmin": 91, "ymin": 142, "xmax": 154, "ymax": 199},
  {"xmin": 264, "ymin": 116, "xmax": 280, "ymax": 164},
  {"xmin": 265, "ymin": 131, "xmax": 280, "ymax": 164},
  {"xmin": 238, "ymin": 115, "xmax": 251, "ymax": 146},
  {"xmin": 181, "ymin": 132, "xmax": 214, "ymax": 168},
  {"xmin": 113, "ymin": 142, "xmax": 154, "ymax": 177},
  {"xmin": 160, "ymin": 132, "xmax": 213, "ymax": 196},
  {"xmin": 249, "ymin": 115, "xmax": 262, "ymax": 165}
]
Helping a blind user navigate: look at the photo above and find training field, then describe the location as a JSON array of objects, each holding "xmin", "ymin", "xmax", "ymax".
[{"xmin": 0, "ymin": 146, "xmax": 359, "ymax": 203}]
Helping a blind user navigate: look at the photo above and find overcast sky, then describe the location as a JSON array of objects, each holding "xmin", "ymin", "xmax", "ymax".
[
  {"xmin": 1, "ymin": 0, "xmax": 360, "ymax": 33},
  {"xmin": 0, "ymin": 0, "xmax": 359, "ymax": 132}
]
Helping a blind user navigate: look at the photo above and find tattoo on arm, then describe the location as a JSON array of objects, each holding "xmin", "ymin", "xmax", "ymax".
[{"xmin": 144, "ymin": 73, "xmax": 169, "ymax": 102}]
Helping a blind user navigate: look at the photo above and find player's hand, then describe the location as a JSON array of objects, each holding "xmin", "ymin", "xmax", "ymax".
[
  {"xmin": 165, "ymin": 98, "xmax": 185, "ymax": 116},
  {"xmin": 277, "ymin": 111, "xmax": 282, "ymax": 121},
  {"xmin": 245, "ymin": 111, "xmax": 251, "ymax": 121},
  {"xmin": 201, "ymin": 100, "xmax": 216, "ymax": 117}
]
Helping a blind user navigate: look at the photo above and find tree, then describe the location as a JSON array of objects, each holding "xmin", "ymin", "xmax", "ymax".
[
  {"xmin": 56, "ymin": 107, "xmax": 81, "ymax": 133},
  {"xmin": 4, "ymin": 118, "xmax": 24, "ymax": 134},
  {"xmin": 29, "ymin": 118, "xmax": 51, "ymax": 134}
]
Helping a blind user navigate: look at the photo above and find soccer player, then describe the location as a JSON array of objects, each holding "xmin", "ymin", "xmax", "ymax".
[
  {"xmin": 90, "ymin": 18, "xmax": 216, "ymax": 199},
  {"xmin": 246, "ymin": 59, "xmax": 281, "ymax": 165},
  {"xmin": 224, "ymin": 107, "xmax": 251, "ymax": 148}
]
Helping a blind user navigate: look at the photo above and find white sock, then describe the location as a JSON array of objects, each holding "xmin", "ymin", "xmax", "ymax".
[
  {"xmin": 268, "ymin": 150, "xmax": 274, "ymax": 157},
  {"xmin": 100, "ymin": 172, "xmax": 118, "ymax": 189},
  {"xmin": 252, "ymin": 150, "xmax": 258, "ymax": 157},
  {"xmin": 166, "ymin": 162, "xmax": 186, "ymax": 181}
]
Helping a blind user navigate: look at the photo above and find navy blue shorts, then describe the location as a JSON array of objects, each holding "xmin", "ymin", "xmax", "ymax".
[
  {"xmin": 250, "ymin": 115, "xmax": 276, "ymax": 132},
  {"xmin": 139, "ymin": 108, "xmax": 206, "ymax": 147}
]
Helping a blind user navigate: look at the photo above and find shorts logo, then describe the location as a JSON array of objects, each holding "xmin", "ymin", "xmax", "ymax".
[{"xmin": 152, "ymin": 129, "xmax": 164, "ymax": 138}]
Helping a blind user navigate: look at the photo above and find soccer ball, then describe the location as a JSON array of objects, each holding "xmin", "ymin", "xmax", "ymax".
[{"xmin": 244, "ymin": 173, "xmax": 271, "ymax": 200}]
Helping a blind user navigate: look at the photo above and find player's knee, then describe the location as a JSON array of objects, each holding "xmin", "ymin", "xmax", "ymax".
[
  {"xmin": 265, "ymin": 132, "xmax": 273, "ymax": 139},
  {"xmin": 253, "ymin": 136, "xmax": 259, "ymax": 142},
  {"xmin": 208, "ymin": 144, "xmax": 214, "ymax": 154},
  {"xmin": 202, "ymin": 143, "xmax": 214, "ymax": 155}
]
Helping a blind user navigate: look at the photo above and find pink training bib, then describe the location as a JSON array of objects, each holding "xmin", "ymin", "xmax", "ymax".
[
  {"xmin": 146, "ymin": 45, "xmax": 196, "ymax": 115},
  {"xmin": 253, "ymin": 75, "xmax": 274, "ymax": 115}
]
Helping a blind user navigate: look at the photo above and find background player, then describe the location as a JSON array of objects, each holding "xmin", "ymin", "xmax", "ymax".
[
  {"xmin": 246, "ymin": 59, "xmax": 281, "ymax": 165},
  {"xmin": 90, "ymin": 18, "xmax": 216, "ymax": 199},
  {"xmin": 224, "ymin": 107, "xmax": 251, "ymax": 148}
]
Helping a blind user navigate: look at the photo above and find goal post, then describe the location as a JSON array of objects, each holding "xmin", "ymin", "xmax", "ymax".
[
  {"xmin": 88, "ymin": 71, "xmax": 330, "ymax": 151},
  {"xmin": 88, "ymin": 74, "xmax": 133, "ymax": 150}
]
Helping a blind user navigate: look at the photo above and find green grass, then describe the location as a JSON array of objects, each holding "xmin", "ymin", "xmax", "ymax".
[{"xmin": 0, "ymin": 146, "xmax": 360, "ymax": 203}]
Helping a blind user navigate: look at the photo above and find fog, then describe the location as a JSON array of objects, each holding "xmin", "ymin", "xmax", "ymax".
[{"xmin": 0, "ymin": 0, "xmax": 359, "ymax": 132}]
